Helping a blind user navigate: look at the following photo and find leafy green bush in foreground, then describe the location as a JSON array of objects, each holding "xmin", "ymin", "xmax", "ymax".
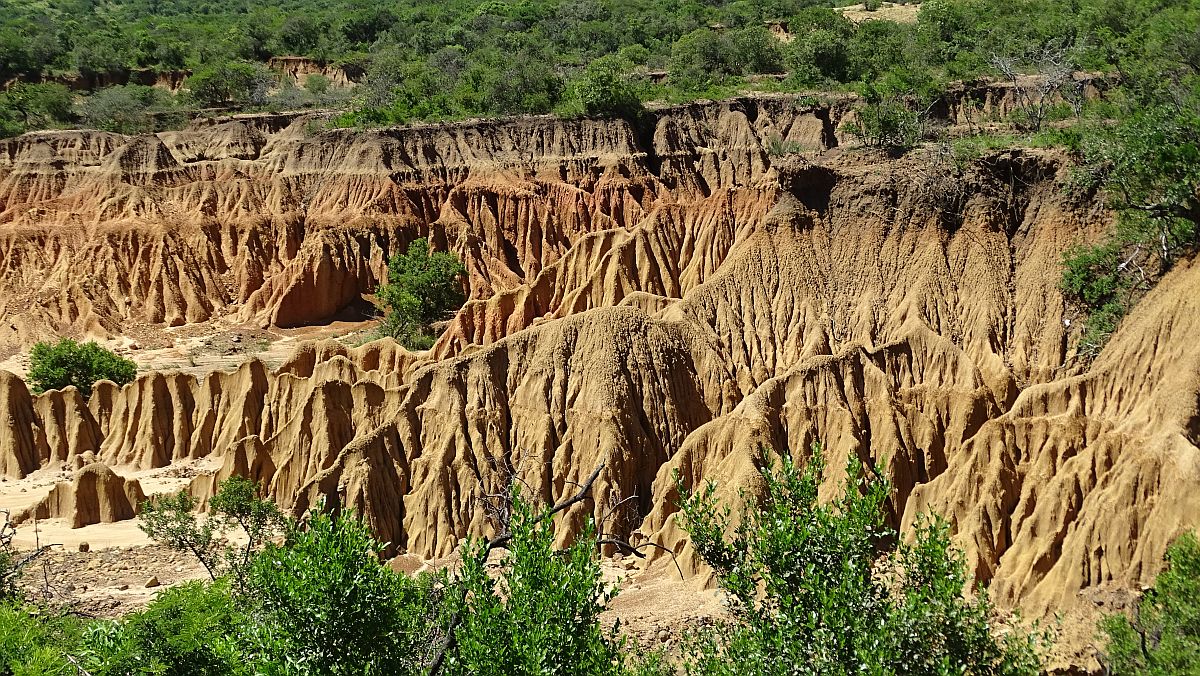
[{"xmin": 676, "ymin": 444, "xmax": 1048, "ymax": 675}]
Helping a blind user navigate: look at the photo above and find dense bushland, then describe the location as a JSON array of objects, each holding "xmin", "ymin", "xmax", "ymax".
[{"xmin": 0, "ymin": 0, "xmax": 1191, "ymax": 135}]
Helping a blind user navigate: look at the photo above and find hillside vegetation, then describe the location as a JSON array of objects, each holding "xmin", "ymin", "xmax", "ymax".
[{"xmin": 0, "ymin": 0, "xmax": 1193, "ymax": 133}]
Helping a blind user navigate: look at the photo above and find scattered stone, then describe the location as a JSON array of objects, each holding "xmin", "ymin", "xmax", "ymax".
[
  {"xmin": 78, "ymin": 542, "xmax": 90, "ymax": 553},
  {"xmin": 145, "ymin": 576, "xmax": 160, "ymax": 588},
  {"xmin": 116, "ymin": 584, "xmax": 129, "ymax": 591},
  {"xmin": 657, "ymin": 629, "xmax": 670, "ymax": 643}
]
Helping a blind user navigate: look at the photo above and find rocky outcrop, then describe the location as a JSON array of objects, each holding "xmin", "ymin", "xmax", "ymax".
[{"xmin": 15, "ymin": 463, "xmax": 146, "ymax": 528}]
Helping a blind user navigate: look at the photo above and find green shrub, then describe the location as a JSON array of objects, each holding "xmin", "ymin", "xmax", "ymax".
[
  {"xmin": 245, "ymin": 509, "xmax": 444, "ymax": 675},
  {"xmin": 1060, "ymin": 240, "xmax": 1133, "ymax": 358},
  {"xmin": 570, "ymin": 55, "xmax": 644, "ymax": 120},
  {"xmin": 850, "ymin": 88, "xmax": 924, "ymax": 153},
  {"xmin": 445, "ymin": 492, "xmax": 623, "ymax": 676},
  {"xmin": 0, "ymin": 83, "xmax": 75, "ymax": 138},
  {"xmin": 0, "ymin": 604, "xmax": 85, "ymax": 674},
  {"xmin": 185, "ymin": 61, "xmax": 275, "ymax": 107},
  {"xmin": 139, "ymin": 476, "xmax": 285, "ymax": 586},
  {"xmin": 676, "ymin": 444, "xmax": 1047, "ymax": 675},
  {"xmin": 82, "ymin": 581, "xmax": 242, "ymax": 676},
  {"xmin": 78, "ymin": 85, "xmax": 173, "ymax": 135},
  {"xmin": 27, "ymin": 338, "xmax": 137, "ymax": 398},
  {"xmin": 377, "ymin": 237, "xmax": 466, "ymax": 349},
  {"xmin": 304, "ymin": 74, "xmax": 330, "ymax": 96},
  {"xmin": 1101, "ymin": 533, "xmax": 1200, "ymax": 674}
]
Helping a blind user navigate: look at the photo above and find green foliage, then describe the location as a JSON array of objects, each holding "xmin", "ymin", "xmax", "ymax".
[
  {"xmin": 304, "ymin": 74, "xmax": 330, "ymax": 97},
  {"xmin": 850, "ymin": 86, "xmax": 924, "ymax": 152},
  {"xmin": 185, "ymin": 61, "xmax": 276, "ymax": 107},
  {"xmin": 0, "ymin": 0, "xmax": 1193, "ymax": 141},
  {"xmin": 676, "ymin": 444, "xmax": 1047, "ymax": 675},
  {"xmin": 570, "ymin": 55, "xmax": 645, "ymax": 119},
  {"xmin": 245, "ymin": 509, "xmax": 444, "ymax": 675},
  {"xmin": 27, "ymin": 338, "xmax": 137, "ymax": 399},
  {"xmin": 78, "ymin": 85, "xmax": 175, "ymax": 135},
  {"xmin": 139, "ymin": 477, "xmax": 284, "ymax": 585},
  {"xmin": 0, "ymin": 83, "xmax": 75, "ymax": 138},
  {"xmin": 445, "ymin": 491, "xmax": 623, "ymax": 676},
  {"xmin": 669, "ymin": 26, "xmax": 783, "ymax": 91},
  {"xmin": 1058, "ymin": 21, "xmax": 1199, "ymax": 359},
  {"xmin": 82, "ymin": 581, "xmax": 242, "ymax": 676},
  {"xmin": 138, "ymin": 490, "xmax": 227, "ymax": 581},
  {"xmin": 1101, "ymin": 533, "xmax": 1200, "ymax": 674},
  {"xmin": 377, "ymin": 237, "xmax": 466, "ymax": 349},
  {"xmin": 1060, "ymin": 241, "xmax": 1131, "ymax": 358},
  {"xmin": 0, "ymin": 604, "xmax": 85, "ymax": 675}
]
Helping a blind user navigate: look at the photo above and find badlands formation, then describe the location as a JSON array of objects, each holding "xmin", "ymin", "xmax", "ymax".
[{"xmin": 1, "ymin": 94, "xmax": 1198, "ymax": 663}]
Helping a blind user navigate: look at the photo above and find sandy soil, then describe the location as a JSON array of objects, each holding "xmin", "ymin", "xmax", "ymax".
[
  {"xmin": 838, "ymin": 2, "xmax": 921, "ymax": 23},
  {"xmin": 0, "ymin": 317, "xmax": 378, "ymax": 381}
]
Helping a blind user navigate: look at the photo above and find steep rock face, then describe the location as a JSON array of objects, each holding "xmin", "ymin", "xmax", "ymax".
[
  {"xmin": 0, "ymin": 96, "xmax": 1195, "ymax": 632},
  {"xmin": 0, "ymin": 97, "xmax": 831, "ymax": 345},
  {"xmin": 15, "ymin": 463, "xmax": 146, "ymax": 528}
]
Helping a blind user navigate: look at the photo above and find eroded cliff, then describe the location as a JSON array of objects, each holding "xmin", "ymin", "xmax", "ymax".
[{"xmin": 1, "ymin": 95, "xmax": 1196, "ymax": 634}]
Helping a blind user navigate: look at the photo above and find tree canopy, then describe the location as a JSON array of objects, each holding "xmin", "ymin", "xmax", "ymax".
[{"xmin": 27, "ymin": 338, "xmax": 137, "ymax": 398}]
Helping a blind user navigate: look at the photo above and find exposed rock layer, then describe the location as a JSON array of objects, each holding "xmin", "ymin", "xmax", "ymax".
[{"xmin": 15, "ymin": 463, "xmax": 146, "ymax": 528}]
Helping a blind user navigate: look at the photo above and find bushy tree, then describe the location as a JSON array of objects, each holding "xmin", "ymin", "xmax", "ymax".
[
  {"xmin": 78, "ymin": 85, "xmax": 173, "ymax": 134},
  {"xmin": 670, "ymin": 29, "xmax": 734, "ymax": 90},
  {"xmin": 27, "ymin": 338, "xmax": 137, "ymax": 398},
  {"xmin": 676, "ymin": 444, "xmax": 1047, "ymax": 675},
  {"xmin": 245, "ymin": 509, "xmax": 445, "ymax": 675},
  {"xmin": 139, "ymin": 476, "xmax": 285, "ymax": 586},
  {"xmin": 0, "ymin": 82, "xmax": 74, "ymax": 137},
  {"xmin": 571, "ymin": 55, "xmax": 644, "ymax": 119},
  {"xmin": 377, "ymin": 237, "xmax": 466, "ymax": 348},
  {"xmin": 185, "ymin": 61, "xmax": 275, "ymax": 107},
  {"xmin": 445, "ymin": 493, "xmax": 623, "ymax": 676},
  {"xmin": 850, "ymin": 86, "xmax": 925, "ymax": 153},
  {"xmin": 1101, "ymin": 533, "xmax": 1200, "ymax": 674}
]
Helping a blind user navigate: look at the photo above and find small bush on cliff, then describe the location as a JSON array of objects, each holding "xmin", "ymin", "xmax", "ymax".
[
  {"xmin": 27, "ymin": 338, "xmax": 137, "ymax": 399},
  {"xmin": 676, "ymin": 444, "xmax": 1048, "ymax": 675},
  {"xmin": 569, "ymin": 55, "xmax": 644, "ymax": 120},
  {"xmin": 1101, "ymin": 532, "xmax": 1200, "ymax": 674},
  {"xmin": 378, "ymin": 237, "xmax": 466, "ymax": 349}
]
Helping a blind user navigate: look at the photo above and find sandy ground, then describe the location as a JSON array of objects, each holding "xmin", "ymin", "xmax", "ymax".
[
  {"xmin": 0, "ymin": 317, "xmax": 378, "ymax": 381},
  {"xmin": 838, "ymin": 2, "xmax": 921, "ymax": 23}
]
